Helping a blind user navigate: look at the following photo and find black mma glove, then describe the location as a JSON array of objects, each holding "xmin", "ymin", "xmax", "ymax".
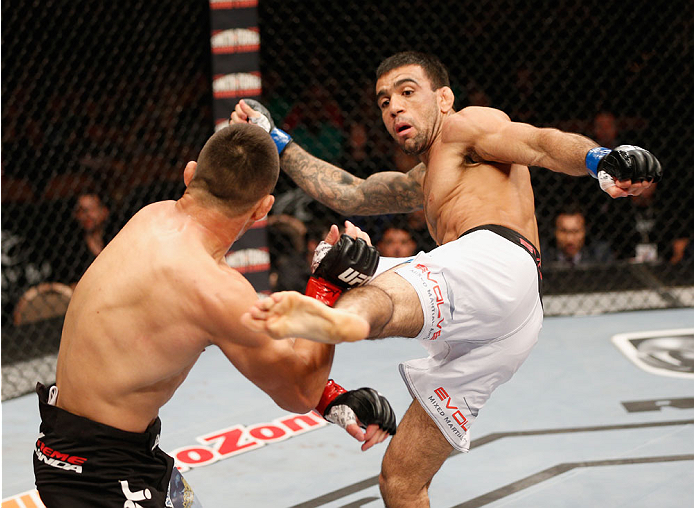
[
  {"xmin": 306, "ymin": 234, "xmax": 380, "ymax": 306},
  {"xmin": 316, "ymin": 380, "xmax": 397, "ymax": 435},
  {"xmin": 585, "ymin": 145, "xmax": 662, "ymax": 192},
  {"xmin": 243, "ymin": 99, "xmax": 293, "ymax": 154}
]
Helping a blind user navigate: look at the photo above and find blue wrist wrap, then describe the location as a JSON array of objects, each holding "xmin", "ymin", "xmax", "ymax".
[
  {"xmin": 585, "ymin": 147, "xmax": 611, "ymax": 178},
  {"xmin": 270, "ymin": 128, "xmax": 293, "ymax": 154}
]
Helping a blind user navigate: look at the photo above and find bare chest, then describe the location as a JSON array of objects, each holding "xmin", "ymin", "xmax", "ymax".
[{"xmin": 421, "ymin": 146, "xmax": 468, "ymax": 220}]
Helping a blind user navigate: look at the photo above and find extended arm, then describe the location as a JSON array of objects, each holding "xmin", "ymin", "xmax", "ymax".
[
  {"xmin": 280, "ymin": 143, "xmax": 424, "ymax": 215},
  {"xmin": 204, "ymin": 273, "xmax": 334, "ymax": 414},
  {"xmin": 448, "ymin": 106, "xmax": 662, "ymax": 197},
  {"xmin": 449, "ymin": 107, "xmax": 596, "ymax": 176},
  {"xmin": 231, "ymin": 99, "xmax": 424, "ymax": 215},
  {"xmin": 211, "ymin": 225, "xmax": 396, "ymax": 450}
]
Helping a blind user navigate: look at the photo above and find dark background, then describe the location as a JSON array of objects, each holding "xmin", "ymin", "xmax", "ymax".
[{"xmin": 2, "ymin": 0, "xmax": 692, "ymax": 398}]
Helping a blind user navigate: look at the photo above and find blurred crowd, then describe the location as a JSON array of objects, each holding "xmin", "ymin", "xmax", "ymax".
[
  {"xmin": 3, "ymin": 51, "xmax": 693, "ymax": 329},
  {"xmin": 263, "ymin": 80, "xmax": 691, "ymax": 296}
]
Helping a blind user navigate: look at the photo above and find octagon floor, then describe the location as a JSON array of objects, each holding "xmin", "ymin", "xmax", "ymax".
[{"xmin": 3, "ymin": 307, "xmax": 693, "ymax": 507}]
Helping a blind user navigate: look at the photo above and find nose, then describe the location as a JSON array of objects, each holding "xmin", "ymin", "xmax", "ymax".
[{"xmin": 388, "ymin": 95, "xmax": 405, "ymax": 116}]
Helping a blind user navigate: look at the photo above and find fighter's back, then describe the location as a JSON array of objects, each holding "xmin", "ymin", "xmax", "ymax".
[{"xmin": 55, "ymin": 200, "xmax": 224, "ymax": 433}]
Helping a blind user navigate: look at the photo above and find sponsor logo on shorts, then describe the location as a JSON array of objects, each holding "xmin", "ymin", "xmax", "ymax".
[
  {"xmin": 34, "ymin": 437, "xmax": 88, "ymax": 473},
  {"xmin": 13, "ymin": 413, "xmax": 328, "ymax": 503},
  {"xmin": 428, "ymin": 387, "xmax": 469, "ymax": 439},
  {"xmin": 414, "ymin": 264, "xmax": 445, "ymax": 340}
]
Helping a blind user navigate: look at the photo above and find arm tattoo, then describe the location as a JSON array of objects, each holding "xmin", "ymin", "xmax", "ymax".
[{"xmin": 281, "ymin": 143, "xmax": 423, "ymax": 215}]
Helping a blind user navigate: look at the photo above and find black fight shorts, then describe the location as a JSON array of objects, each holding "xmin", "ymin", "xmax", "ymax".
[{"xmin": 33, "ymin": 383, "xmax": 200, "ymax": 507}]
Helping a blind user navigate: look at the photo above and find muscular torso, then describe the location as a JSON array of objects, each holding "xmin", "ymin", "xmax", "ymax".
[
  {"xmin": 420, "ymin": 114, "xmax": 540, "ymax": 249},
  {"xmin": 55, "ymin": 202, "xmax": 232, "ymax": 432}
]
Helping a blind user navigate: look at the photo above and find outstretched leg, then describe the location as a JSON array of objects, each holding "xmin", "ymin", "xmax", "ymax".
[
  {"xmin": 335, "ymin": 269, "xmax": 424, "ymax": 339},
  {"xmin": 241, "ymin": 269, "xmax": 424, "ymax": 343},
  {"xmin": 241, "ymin": 291, "xmax": 370, "ymax": 343}
]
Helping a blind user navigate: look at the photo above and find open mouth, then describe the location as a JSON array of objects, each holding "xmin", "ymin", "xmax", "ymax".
[{"xmin": 395, "ymin": 122, "xmax": 412, "ymax": 136}]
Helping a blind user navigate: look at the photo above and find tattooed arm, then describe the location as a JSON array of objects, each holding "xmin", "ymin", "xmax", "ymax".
[
  {"xmin": 281, "ymin": 143, "xmax": 425, "ymax": 216},
  {"xmin": 229, "ymin": 98, "xmax": 423, "ymax": 215}
]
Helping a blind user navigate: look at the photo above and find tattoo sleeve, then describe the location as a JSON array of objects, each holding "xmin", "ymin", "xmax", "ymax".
[{"xmin": 280, "ymin": 143, "xmax": 423, "ymax": 215}]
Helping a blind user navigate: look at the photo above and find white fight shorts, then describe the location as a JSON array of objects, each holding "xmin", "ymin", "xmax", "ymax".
[{"xmin": 381, "ymin": 225, "xmax": 543, "ymax": 451}]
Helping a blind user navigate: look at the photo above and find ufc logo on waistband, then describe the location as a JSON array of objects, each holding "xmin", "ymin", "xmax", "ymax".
[{"xmin": 338, "ymin": 268, "xmax": 370, "ymax": 286}]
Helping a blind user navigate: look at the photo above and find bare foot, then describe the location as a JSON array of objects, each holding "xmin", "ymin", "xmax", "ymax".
[{"xmin": 241, "ymin": 291, "xmax": 370, "ymax": 344}]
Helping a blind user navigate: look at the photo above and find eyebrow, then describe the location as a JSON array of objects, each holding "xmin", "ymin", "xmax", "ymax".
[{"xmin": 376, "ymin": 78, "xmax": 420, "ymax": 100}]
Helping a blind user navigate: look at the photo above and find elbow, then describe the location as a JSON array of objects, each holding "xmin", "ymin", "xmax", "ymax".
[
  {"xmin": 279, "ymin": 400, "xmax": 314, "ymax": 415},
  {"xmin": 276, "ymin": 398, "xmax": 314, "ymax": 415},
  {"xmin": 273, "ymin": 386, "xmax": 321, "ymax": 415},
  {"xmin": 320, "ymin": 200, "xmax": 352, "ymax": 217}
]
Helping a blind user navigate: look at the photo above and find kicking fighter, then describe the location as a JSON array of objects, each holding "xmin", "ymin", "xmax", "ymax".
[
  {"xmin": 32, "ymin": 123, "xmax": 395, "ymax": 508},
  {"xmin": 233, "ymin": 51, "xmax": 662, "ymax": 507}
]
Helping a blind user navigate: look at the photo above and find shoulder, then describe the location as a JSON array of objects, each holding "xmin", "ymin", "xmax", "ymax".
[
  {"xmin": 201, "ymin": 263, "xmax": 258, "ymax": 309},
  {"xmin": 135, "ymin": 199, "xmax": 176, "ymax": 216},
  {"xmin": 187, "ymin": 263, "xmax": 263, "ymax": 346},
  {"xmin": 443, "ymin": 107, "xmax": 511, "ymax": 141},
  {"xmin": 122, "ymin": 200, "xmax": 176, "ymax": 229}
]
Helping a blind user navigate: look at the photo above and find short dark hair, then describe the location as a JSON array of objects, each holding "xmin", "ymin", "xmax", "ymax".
[
  {"xmin": 376, "ymin": 52, "xmax": 450, "ymax": 90},
  {"xmin": 77, "ymin": 186, "xmax": 110, "ymax": 210},
  {"xmin": 375, "ymin": 215, "xmax": 413, "ymax": 241},
  {"xmin": 556, "ymin": 201, "xmax": 586, "ymax": 219},
  {"xmin": 190, "ymin": 123, "xmax": 279, "ymax": 212}
]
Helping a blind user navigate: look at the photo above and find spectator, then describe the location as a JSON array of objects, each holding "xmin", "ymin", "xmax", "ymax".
[
  {"xmin": 266, "ymin": 213, "xmax": 311, "ymax": 292},
  {"xmin": 671, "ymin": 235, "xmax": 692, "ymax": 266},
  {"xmin": 50, "ymin": 190, "xmax": 118, "ymax": 286},
  {"xmin": 340, "ymin": 80, "xmax": 395, "ymax": 179},
  {"xmin": 282, "ymin": 81, "xmax": 345, "ymax": 164},
  {"xmin": 592, "ymin": 111, "xmax": 620, "ymax": 149},
  {"xmin": 627, "ymin": 183, "xmax": 661, "ymax": 263},
  {"xmin": 606, "ymin": 182, "xmax": 686, "ymax": 264},
  {"xmin": 508, "ymin": 64, "xmax": 539, "ymax": 124},
  {"xmin": 75, "ymin": 191, "xmax": 111, "ymax": 256},
  {"xmin": 377, "ymin": 217, "xmax": 419, "ymax": 258},
  {"xmin": 543, "ymin": 204, "xmax": 614, "ymax": 267},
  {"xmin": 266, "ymin": 205, "xmax": 340, "ymax": 293}
]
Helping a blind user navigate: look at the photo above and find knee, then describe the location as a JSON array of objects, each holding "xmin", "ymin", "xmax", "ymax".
[
  {"xmin": 378, "ymin": 468, "xmax": 393, "ymax": 499},
  {"xmin": 379, "ymin": 463, "xmax": 429, "ymax": 507},
  {"xmin": 379, "ymin": 470, "xmax": 400, "ymax": 507}
]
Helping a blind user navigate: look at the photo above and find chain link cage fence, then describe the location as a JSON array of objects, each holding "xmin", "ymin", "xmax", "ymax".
[{"xmin": 2, "ymin": 0, "xmax": 692, "ymax": 400}]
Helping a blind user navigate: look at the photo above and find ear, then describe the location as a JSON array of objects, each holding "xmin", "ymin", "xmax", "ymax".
[
  {"xmin": 183, "ymin": 161, "xmax": 197, "ymax": 187},
  {"xmin": 438, "ymin": 86, "xmax": 455, "ymax": 113},
  {"xmin": 250, "ymin": 194, "xmax": 274, "ymax": 222}
]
